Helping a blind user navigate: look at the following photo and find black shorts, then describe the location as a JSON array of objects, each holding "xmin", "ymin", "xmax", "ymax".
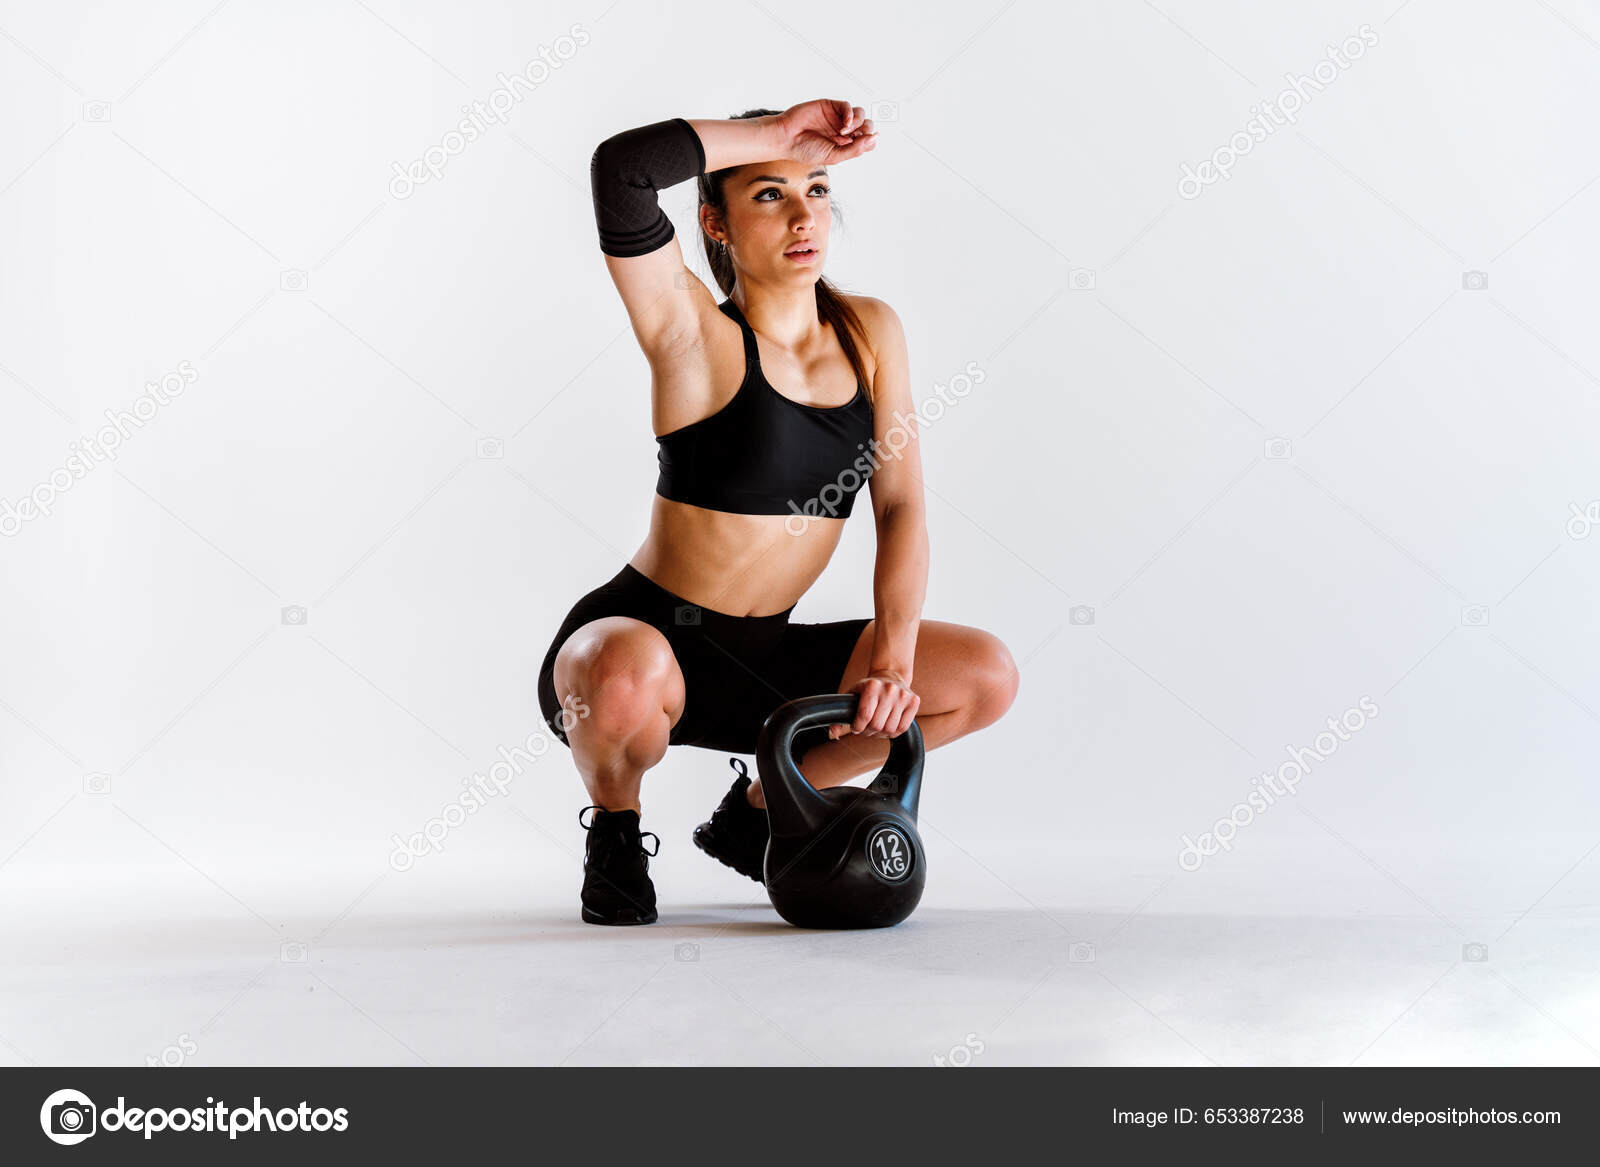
[{"xmin": 536, "ymin": 564, "xmax": 872, "ymax": 755}]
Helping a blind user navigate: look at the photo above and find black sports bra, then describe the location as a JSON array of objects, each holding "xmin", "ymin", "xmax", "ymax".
[{"xmin": 655, "ymin": 298, "xmax": 876, "ymax": 518}]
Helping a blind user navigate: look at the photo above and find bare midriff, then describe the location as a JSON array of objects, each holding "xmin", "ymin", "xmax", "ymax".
[{"xmin": 628, "ymin": 494, "xmax": 850, "ymax": 617}]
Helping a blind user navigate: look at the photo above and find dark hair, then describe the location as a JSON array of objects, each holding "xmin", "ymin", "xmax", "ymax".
[{"xmin": 696, "ymin": 108, "xmax": 870, "ymax": 391}]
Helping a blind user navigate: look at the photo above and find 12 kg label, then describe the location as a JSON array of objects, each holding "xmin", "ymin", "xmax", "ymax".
[{"xmin": 866, "ymin": 825, "xmax": 913, "ymax": 882}]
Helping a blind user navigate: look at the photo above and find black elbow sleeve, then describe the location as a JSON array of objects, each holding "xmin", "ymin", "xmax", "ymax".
[{"xmin": 589, "ymin": 117, "xmax": 707, "ymax": 258}]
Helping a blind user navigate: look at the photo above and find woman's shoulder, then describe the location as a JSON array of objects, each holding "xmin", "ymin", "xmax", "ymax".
[{"xmin": 838, "ymin": 293, "xmax": 904, "ymax": 358}]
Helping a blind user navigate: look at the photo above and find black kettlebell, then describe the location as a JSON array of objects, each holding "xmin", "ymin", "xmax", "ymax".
[{"xmin": 755, "ymin": 693, "xmax": 926, "ymax": 929}]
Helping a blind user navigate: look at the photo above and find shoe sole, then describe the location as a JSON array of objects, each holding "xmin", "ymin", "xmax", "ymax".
[
  {"xmin": 692, "ymin": 825, "xmax": 765, "ymax": 884},
  {"xmin": 582, "ymin": 905, "xmax": 657, "ymax": 925}
]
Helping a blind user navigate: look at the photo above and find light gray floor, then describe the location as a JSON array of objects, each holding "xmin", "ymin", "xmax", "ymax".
[{"xmin": 4, "ymin": 828, "xmax": 1595, "ymax": 1067}]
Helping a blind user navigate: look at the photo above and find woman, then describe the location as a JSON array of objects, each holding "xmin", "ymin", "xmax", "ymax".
[{"xmin": 537, "ymin": 99, "xmax": 1019, "ymax": 925}]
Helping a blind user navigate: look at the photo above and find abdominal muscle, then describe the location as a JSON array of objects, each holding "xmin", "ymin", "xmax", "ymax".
[{"xmin": 628, "ymin": 494, "xmax": 849, "ymax": 617}]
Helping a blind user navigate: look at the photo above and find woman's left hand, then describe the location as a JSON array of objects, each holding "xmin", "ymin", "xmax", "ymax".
[{"xmin": 829, "ymin": 671, "xmax": 920, "ymax": 741}]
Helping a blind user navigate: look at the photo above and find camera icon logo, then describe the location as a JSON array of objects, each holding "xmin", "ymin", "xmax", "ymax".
[
  {"xmin": 40, "ymin": 1089, "xmax": 97, "ymax": 1145},
  {"xmin": 1460, "ymin": 605, "xmax": 1490, "ymax": 627},
  {"xmin": 869, "ymin": 772, "xmax": 900, "ymax": 795},
  {"xmin": 871, "ymin": 100, "xmax": 899, "ymax": 123},
  {"xmin": 674, "ymin": 604, "xmax": 701, "ymax": 626},
  {"xmin": 83, "ymin": 772, "xmax": 111, "ymax": 795},
  {"xmin": 280, "ymin": 269, "xmax": 308, "ymax": 292},
  {"xmin": 1069, "ymin": 267, "xmax": 1096, "ymax": 291},
  {"xmin": 1264, "ymin": 437, "xmax": 1292, "ymax": 460},
  {"xmin": 82, "ymin": 101, "xmax": 111, "ymax": 123},
  {"xmin": 1068, "ymin": 604, "xmax": 1095, "ymax": 626},
  {"xmin": 476, "ymin": 437, "xmax": 504, "ymax": 459},
  {"xmin": 1069, "ymin": 941, "xmax": 1096, "ymax": 963},
  {"xmin": 280, "ymin": 941, "xmax": 308, "ymax": 962},
  {"xmin": 1462, "ymin": 942, "xmax": 1489, "ymax": 962},
  {"xmin": 674, "ymin": 942, "xmax": 699, "ymax": 962},
  {"xmin": 673, "ymin": 272, "xmax": 692, "ymax": 289},
  {"xmin": 1461, "ymin": 270, "xmax": 1488, "ymax": 291},
  {"xmin": 281, "ymin": 604, "xmax": 308, "ymax": 626}
]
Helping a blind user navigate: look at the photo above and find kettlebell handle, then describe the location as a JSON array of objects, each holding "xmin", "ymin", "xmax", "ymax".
[{"xmin": 755, "ymin": 694, "xmax": 924, "ymax": 838}]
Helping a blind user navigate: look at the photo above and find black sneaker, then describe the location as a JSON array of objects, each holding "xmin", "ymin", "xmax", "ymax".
[
  {"xmin": 691, "ymin": 758, "xmax": 770, "ymax": 884},
  {"xmin": 578, "ymin": 805, "xmax": 660, "ymax": 925}
]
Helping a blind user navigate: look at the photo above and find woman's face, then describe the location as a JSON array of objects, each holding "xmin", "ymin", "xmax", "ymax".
[{"xmin": 711, "ymin": 158, "xmax": 833, "ymax": 285}]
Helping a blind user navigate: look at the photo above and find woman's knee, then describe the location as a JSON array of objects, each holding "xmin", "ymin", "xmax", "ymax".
[
  {"xmin": 967, "ymin": 631, "xmax": 1019, "ymax": 728},
  {"xmin": 555, "ymin": 621, "xmax": 681, "ymax": 740}
]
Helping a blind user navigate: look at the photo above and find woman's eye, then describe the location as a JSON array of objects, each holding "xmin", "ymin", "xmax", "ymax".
[{"xmin": 756, "ymin": 186, "xmax": 830, "ymax": 201}]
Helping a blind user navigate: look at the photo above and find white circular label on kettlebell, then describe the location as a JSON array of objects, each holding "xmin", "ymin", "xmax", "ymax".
[{"xmin": 866, "ymin": 825, "xmax": 912, "ymax": 883}]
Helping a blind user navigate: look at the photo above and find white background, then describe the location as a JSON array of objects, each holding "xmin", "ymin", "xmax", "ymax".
[{"xmin": 2, "ymin": 0, "xmax": 1598, "ymax": 1066}]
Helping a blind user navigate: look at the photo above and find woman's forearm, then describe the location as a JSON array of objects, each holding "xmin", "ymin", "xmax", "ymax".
[
  {"xmin": 869, "ymin": 507, "xmax": 929, "ymax": 684},
  {"xmin": 685, "ymin": 115, "xmax": 791, "ymax": 173}
]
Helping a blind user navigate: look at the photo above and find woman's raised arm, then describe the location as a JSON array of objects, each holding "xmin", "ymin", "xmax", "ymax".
[
  {"xmin": 588, "ymin": 115, "xmax": 771, "ymax": 357},
  {"xmin": 588, "ymin": 103, "xmax": 875, "ymax": 358}
]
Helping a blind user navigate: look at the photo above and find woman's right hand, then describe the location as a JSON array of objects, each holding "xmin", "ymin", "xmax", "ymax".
[{"xmin": 778, "ymin": 99, "xmax": 878, "ymax": 165}]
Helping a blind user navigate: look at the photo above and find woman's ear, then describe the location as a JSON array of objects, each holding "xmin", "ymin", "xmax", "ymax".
[{"xmin": 699, "ymin": 209, "xmax": 726, "ymax": 245}]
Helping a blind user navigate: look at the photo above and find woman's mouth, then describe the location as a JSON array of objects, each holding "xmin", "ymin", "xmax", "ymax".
[{"xmin": 784, "ymin": 246, "xmax": 818, "ymax": 263}]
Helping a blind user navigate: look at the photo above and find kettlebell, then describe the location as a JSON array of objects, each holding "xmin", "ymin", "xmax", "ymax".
[{"xmin": 755, "ymin": 693, "xmax": 926, "ymax": 929}]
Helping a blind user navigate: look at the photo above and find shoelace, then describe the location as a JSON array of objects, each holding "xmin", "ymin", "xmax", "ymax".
[
  {"xmin": 712, "ymin": 757, "xmax": 766, "ymax": 830},
  {"xmin": 578, "ymin": 805, "xmax": 660, "ymax": 856}
]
